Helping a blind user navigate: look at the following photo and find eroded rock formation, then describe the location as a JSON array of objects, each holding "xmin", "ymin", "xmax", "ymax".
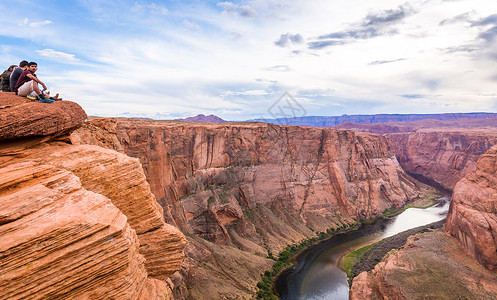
[
  {"xmin": 350, "ymin": 231, "xmax": 497, "ymax": 299},
  {"xmin": 335, "ymin": 118, "xmax": 497, "ymax": 189},
  {"xmin": 446, "ymin": 145, "xmax": 497, "ymax": 272},
  {"xmin": 72, "ymin": 117, "xmax": 430, "ymax": 299},
  {"xmin": 387, "ymin": 129, "xmax": 497, "ymax": 189},
  {"xmin": 0, "ymin": 94, "xmax": 186, "ymax": 299}
]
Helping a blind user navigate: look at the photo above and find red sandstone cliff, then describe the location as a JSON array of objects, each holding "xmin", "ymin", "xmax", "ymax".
[
  {"xmin": 0, "ymin": 94, "xmax": 187, "ymax": 299},
  {"xmin": 349, "ymin": 139, "xmax": 497, "ymax": 299},
  {"xmin": 71, "ymin": 117, "xmax": 430, "ymax": 299},
  {"xmin": 335, "ymin": 119, "xmax": 497, "ymax": 189},
  {"xmin": 388, "ymin": 129, "xmax": 497, "ymax": 189},
  {"xmin": 446, "ymin": 145, "xmax": 497, "ymax": 272}
]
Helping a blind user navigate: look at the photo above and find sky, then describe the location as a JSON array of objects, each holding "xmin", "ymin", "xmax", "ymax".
[{"xmin": 0, "ymin": 0, "xmax": 496, "ymax": 121}]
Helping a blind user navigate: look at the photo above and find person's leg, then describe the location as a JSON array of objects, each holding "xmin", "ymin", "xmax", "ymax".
[{"xmin": 17, "ymin": 81, "xmax": 35, "ymax": 96}]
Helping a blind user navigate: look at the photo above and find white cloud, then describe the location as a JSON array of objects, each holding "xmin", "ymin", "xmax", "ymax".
[
  {"xmin": 29, "ymin": 20, "xmax": 53, "ymax": 27},
  {"xmin": 134, "ymin": 2, "xmax": 168, "ymax": 15},
  {"xmin": 183, "ymin": 19, "xmax": 200, "ymax": 30},
  {"xmin": 217, "ymin": 1, "xmax": 257, "ymax": 18},
  {"xmin": 36, "ymin": 49, "xmax": 78, "ymax": 63}
]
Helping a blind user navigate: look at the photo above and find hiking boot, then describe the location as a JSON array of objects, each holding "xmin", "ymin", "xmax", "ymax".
[{"xmin": 27, "ymin": 95, "xmax": 38, "ymax": 101}]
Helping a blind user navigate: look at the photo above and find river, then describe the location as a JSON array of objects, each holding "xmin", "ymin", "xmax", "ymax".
[{"xmin": 274, "ymin": 194, "xmax": 451, "ymax": 300}]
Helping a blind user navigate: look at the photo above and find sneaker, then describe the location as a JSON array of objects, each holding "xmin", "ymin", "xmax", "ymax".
[
  {"xmin": 27, "ymin": 95, "xmax": 38, "ymax": 101},
  {"xmin": 39, "ymin": 97, "xmax": 54, "ymax": 103}
]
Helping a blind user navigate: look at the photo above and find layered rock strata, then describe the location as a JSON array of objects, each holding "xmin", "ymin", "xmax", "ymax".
[
  {"xmin": 0, "ymin": 94, "xmax": 187, "ymax": 299},
  {"xmin": 446, "ymin": 145, "xmax": 497, "ymax": 272},
  {"xmin": 350, "ymin": 231, "xmax": 497, "ymax": 299},
  {"xmin": 72, "ymin": 118, "xmax": 429, "ymax": 299},
  {"xmin": 335, "ymin": 118, "xmax": 497, "ymax": 189},
  {"xmin": 387, "ymin": 129, "xmax": 497, "ymax": 189},
  {"xmin": 0, "ymin": 161, "xmax": 167, "ymax": 299}
]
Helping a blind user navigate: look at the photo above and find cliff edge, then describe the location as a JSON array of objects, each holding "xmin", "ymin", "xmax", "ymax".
[{"xmin": 0, "ymin": 94, "xmax": 187, "ymax": 299}]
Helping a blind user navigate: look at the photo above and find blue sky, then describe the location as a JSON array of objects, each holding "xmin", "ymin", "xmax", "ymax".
[{"xmin": 1, "ymin": 0, "xmax": 496, "ymax": 120}]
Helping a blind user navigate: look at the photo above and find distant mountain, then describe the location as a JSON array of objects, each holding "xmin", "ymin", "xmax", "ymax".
[
  {"xmin": 251, "ymin": 112, "xmax": 497, "ymax": 127},
  {"xmin": 176, "ymin": 114, "xmax": 227, "ymax": 123}
]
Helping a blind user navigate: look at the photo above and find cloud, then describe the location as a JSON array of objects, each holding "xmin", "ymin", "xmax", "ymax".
[
  {"xmin": 478, "ymin": 26, "xmax": 497, "ymax": 42},
  {"xmin": 30, "ymin": 20, "xmax": 53, "ymax": 27},
  {"xmin": 133, "ymin": 2, "xmax": 168, "ymax": 15},
  {"xmin": 36, "ymin": 49, "xmax": 79, "ymax": 63},
  {"xmin": 18, "ymin": 18, "xmax": 52, "ymax": 27},
  {"xmin": 439, "ymin": 12, "xmax": 473, "ymax": 25},
  {"xmin": 443, "ymin": 45, "xmax": 479, "ymax": 53},
  {"xmin": 400, "ymin": 94, "xmax": 424, "ymax": 99},
  {"xmin": 183, "ymin": 19, "xmax": 200, "ymax": 30},
  {"xmin": 274, "ymin": 33, "xmax": 304, "ymax": 47},
  {"xmin": 368, "ymin": 58, "xmax": 406, "ymax": 65},
  {"xmin": 217, "ymin": 2, "xmax": 257, "ymax": 18},
  {"xmin": 310, "ymin": 4, "xmax": 415, "ymax": 49},
  {"xmin": 308, "ymin": 40, "xmax": 345, "ymax": 50},
  {"xmin": 472, "ymin": 14, "xmax": 497, "ymax": 26},
  {"xmin": 265, "ymin": 65, "xmax": 291, "ymax": 72},
  {"xmin": 362, "ymin": 4, "xmax": 415, "ymax": 27}
]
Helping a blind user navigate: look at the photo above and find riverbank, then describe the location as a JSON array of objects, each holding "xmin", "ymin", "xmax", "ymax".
[
  {"xmin": 340, "ymin": 219, "xmax": 445, "ymax": 280},
  {"xmin": 257, "ymin": 194, "xmax": 442, "ymax": 298}
]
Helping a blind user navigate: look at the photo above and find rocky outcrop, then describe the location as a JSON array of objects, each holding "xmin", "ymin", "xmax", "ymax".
[
  {"xmin": 446, "ymin": 145, "xmax": 497, "ymax": 272},
  {"xmin": 0, "ymin": 93, "xmax": 87, "ymax": 141},
  {"xmin": 72, "ymin": 118, "xmax": 429, "ymax": 299},
  {"xmin": 0, "ymin": 94, "xmax": 187, "ymax": 299},
  {"xmin": 350, "ymin": 231, "xmax": 497, "ymax": 299},
  {"xmin": 0, "ymin": 161, "xmax": 167, "ymax": 299},
  {"xmin": 5, "ymin": 142, "xmax": 187, "ymax": 279},
  {"xmin": 388, "ymin": 129, "xmax": 497, "ymax": 189}
]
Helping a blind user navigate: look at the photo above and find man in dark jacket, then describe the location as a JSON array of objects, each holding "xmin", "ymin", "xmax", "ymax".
[{"xmin": 9, "ymin": 60, "xmax": 28, "ymax": 92}]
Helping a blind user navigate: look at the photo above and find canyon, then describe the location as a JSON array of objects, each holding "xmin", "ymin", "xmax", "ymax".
[
  {"xmin": 70, "ymin": 117, "xmax": 431, "ymax": 299},
  {"xmin": 1, "ymin": 91, "xmax": 496, "ymax": 299}
]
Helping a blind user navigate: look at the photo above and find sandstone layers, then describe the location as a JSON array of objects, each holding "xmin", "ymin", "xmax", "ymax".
[
  {"xmin": 72, "ymin": 117, "xmax": 429, "ymax": 298},
  {"xmin": 336, "ymin": 119, "xmax": 497, "ymax": 189},
  {"xmin": 446, "ymin": 145, "xmax": 497, "ymax": 272},
  {"xmin": 0, "ymin": 94, "xmax": 186, "ymax": 299},
  {"xmin": 349, "ymin": 129, "xmax": 497, "ymax": 299}
]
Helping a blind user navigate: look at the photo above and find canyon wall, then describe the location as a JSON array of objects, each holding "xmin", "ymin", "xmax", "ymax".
[
  {"xmin": 446, "ymin": 145, "xmax": 497, "ymax": 272},
  {"xmin": 71, "ymin": 117, "xmax": 430, "ymax": 299},
  {"xmin": 349, "ymin": 135, "xmax": 497, "ymax": 299},
  {"xmin": 0, "ymin": 94, "xmax": 186, "ymax": 299},
  {"xmin": 387, "ymin": 129, "xmax": 497, "ymax": 189},
  {"xmin": 335, "ymin": 119, "xmax": 497, "ymax": 189}
]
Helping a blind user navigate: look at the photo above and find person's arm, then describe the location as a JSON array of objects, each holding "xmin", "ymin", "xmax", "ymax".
[{"xmin": 26, "ymin": 74, "xmax": 47, "ymax": 91}]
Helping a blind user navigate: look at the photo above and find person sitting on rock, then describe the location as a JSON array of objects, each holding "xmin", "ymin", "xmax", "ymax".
[
  {"xmin": 13, "ymin": 62, "xmax": 55, "ymax": 102},
  {"xmin": 0, "ymin": 65, "xmax": 17, "ymax": 92},
  {"xmin": 9, "ymin": 60, "xmax": 28, "ymax": 92}
]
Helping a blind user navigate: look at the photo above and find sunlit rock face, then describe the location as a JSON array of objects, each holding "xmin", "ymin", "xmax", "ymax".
[
  {"xmin": 72, "ymin": 118, "xmax": 427, "ymax": 299},
  {"xmin": 446, "ymin": 145, "xmax": 497, "ymax": 272},
  {"xmin": 0, "ymin": 93, "xmax": 187, "ymax": 300}
]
